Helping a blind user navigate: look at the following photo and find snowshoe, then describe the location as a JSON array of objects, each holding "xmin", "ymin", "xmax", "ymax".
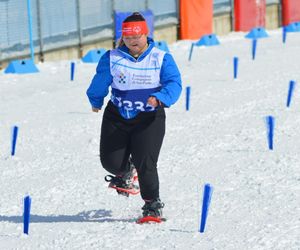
[
  {"xmin": 104, "ymin": 158, "xmax": 139, "ymax": 197},
  {"xmin": 136, "ymin": 216, "xmax": 166, "ymax": 224},
  {"xmin": 136, "ymin": 198, "xmax": 166, "ymax": 224}
]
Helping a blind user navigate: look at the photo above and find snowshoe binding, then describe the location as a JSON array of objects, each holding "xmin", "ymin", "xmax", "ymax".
[
  {"xmin": 105, "ymin": 158, "xmax": 139, "ymax": 197},
  {"xmin": 136, "ymin": 198, "xmax": 166, "ymax": 224}
]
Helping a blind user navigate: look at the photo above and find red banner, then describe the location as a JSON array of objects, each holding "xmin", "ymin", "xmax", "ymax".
[
  {"xmin": 282, "ymin": 0, "xmax": 300, "ymax": 26},
  {"xmin": 234, "ymin": 0, "xmax": 266, "ymax": 31},
  {"xmin": 180, "ymin": 0, "xmax": 213, "ymax": 39}
]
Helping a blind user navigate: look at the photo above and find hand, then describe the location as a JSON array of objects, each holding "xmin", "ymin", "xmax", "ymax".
[
  {"xmin": 147, "ymin": 96, "xmax": 160, "ymax": 108},
  {"xmin": 92, "ymin": 107, "xmax": 101, "ymax": 112}
]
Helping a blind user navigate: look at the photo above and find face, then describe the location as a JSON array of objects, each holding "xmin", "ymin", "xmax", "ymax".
[{"xmin": 123, "ymin": 34, "xmax": 148, "ymax": 56}]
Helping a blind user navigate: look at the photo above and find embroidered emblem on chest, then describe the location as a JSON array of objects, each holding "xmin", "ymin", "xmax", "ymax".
[{"xmin": 118, "ymin": 72, "xmax": 126, "ymax": 84}]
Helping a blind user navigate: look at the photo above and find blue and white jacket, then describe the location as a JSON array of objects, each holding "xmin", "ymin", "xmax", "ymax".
[{"xmin": 86, "ymin": 38, "xmax": 182, "ymax": 119}]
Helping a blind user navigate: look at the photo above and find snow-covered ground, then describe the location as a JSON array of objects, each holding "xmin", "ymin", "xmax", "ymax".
[{"xmin": 0, "ymin": 29, "xmax": 300, "ymax": 250}]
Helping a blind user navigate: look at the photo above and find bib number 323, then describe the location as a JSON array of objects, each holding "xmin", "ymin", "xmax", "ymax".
[{"xmin": 115, "ymin": 98, "xmax": 155, "ymax": 111}]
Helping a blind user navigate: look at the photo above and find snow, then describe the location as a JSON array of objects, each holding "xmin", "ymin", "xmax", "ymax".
[{"xmin": 1, "ymin": 29, "xmax": 300, "ymax": 250}]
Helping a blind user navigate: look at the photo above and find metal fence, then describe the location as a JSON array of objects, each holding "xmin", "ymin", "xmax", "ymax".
[
  {"xmin": 0, "ymin": 0, "xmax": 282, "ymax": 63},
  {"xmin": 213, "ymin": 0, "xmax": 281, "ymax": 15},
  {"xmin": 0, "ymin": 0, "xmax": 178, "ymax": 62},
  {"xmin": 266, "ymin": 0, "xmax": 280, "ymax": 4},
  {"xmin": 214, "ymin": 0, "xmax": 232, "ymax": 14}
]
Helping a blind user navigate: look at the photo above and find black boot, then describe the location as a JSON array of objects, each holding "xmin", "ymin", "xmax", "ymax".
[
  {"xmin": 104, "ymin": 157, "xmax": 138, "ymax": 196},
  {"xmin": 142, "ymin": 198, "xmax": 164, "ymax": 217}
]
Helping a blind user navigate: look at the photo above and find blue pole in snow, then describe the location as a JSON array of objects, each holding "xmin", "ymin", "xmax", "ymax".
[
  {"xmin": 186, "ymin": 86, "xmax": 191, "ymax": 111},
  {"xmin": 199, "ymin": 184, "xmax": 213, "ymax": 233},
  {"xmin": 287, "ymin": 80, "xmax": 296, "ymax": 107},
  {"xmin": 11, "ymin": 126, "xmax": 19, "ymax": 156},
  {"xmin": 266, "ymin": 116, "xmax": 274, "ymax": 150},
  {"xmin": 233, "ymin": 57, "xmax": 239, "ymax": 79},
  {"xmin": 188, "ymin": 44, "xmax": 194, "ymax": 61},
  {"xmin": 70, "ymin": 62, "xmax": 75, "ymax": 81},
  {"xmin": 23, "ymin": 196, "xmax": 31, "ymax": 234},
  {"xmin": 252, "ymin": 39, "xmax": 257, "ymax": 60},
  {"xmin": 27, "ymin": 0, "xmax": 34, "ymax": 61},
  {"xmin": 283, "ymin": 27, "xmax": 287, "ymax": 44}
]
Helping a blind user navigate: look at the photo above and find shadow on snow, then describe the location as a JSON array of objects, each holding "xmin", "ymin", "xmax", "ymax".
[{"xmin": 0, "ymin": 209, "xmax": 136, "ymax": 223}]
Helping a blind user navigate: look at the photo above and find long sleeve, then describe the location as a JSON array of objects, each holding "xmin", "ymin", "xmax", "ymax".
[
  {"xmin": 86, "ymin": 51, "xmax": 113, "ymax": 109},
  {"xmin": 151, "ymin": 53, "xmax": 182, "ymax": 107}
]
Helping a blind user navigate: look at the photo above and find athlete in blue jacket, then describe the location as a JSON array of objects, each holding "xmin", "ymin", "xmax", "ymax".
[{"xmin": 86, "ymin": 12, "xmax": 181, "ymax": 220}]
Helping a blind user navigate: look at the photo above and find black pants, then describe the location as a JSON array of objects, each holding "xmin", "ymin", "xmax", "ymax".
[{"xmin": 100, "ymin": 101, "xmax": 166, "ymax": 200}]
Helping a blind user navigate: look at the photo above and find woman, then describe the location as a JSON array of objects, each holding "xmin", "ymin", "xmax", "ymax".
[{"xmin": 86, "ymin": 12, "xmax": 181, "ymax": 219}]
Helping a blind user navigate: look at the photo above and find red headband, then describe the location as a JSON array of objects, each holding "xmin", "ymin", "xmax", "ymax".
[{"xmin": 122, "ymin": 21, "xmax": 148, "ymax": 36}]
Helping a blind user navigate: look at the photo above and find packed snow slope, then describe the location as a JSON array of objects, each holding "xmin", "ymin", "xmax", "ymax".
[{"xmin": 0, "ymin": 29, "xmax": 300, "ymax": 250}]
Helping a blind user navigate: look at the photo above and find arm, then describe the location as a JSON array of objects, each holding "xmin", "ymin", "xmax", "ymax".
[
  {"xmin": 150, "ymin": 53, "xmax": 182, "ymax": 107},
  {"xmin": 86, "ymin": 51, "xmax": 113, "ymax": 111}
]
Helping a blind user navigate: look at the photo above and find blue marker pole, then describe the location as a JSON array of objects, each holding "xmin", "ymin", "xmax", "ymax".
[
  {"xmin": 27, "ymin": 0, "xmax": 34, "ymax": 61},
  {"xmin": 188, "ymin": 43, "xmax": 194, "ymax": 61},
  {"xmin": 186, "ymin": 86, "xmax": 191, "ymax": 111},
  {"xmin": 283, "ymin": 27, "xmax": 287, "ymax": 44},
  {"xmin": 23, "ymin": 195, "xmax": 31, "ymax": 234},
  {"xmin": 11, "ymin": 126, "xmax": 19, "ymax": 156},
  {"xmin": 70, "ymin": 62, "xmax": 75, "ymax": 81},
  {"xmin": 233, "ymin": 57, "xmax": 239, "ymax": 79},
  {"xmin": 266, "ymin": 116, "xmax": 274, "ymax": 150},
  {"xmin": 287, "ymin": 80, "xmax": 296, "ymax": 107},
  {"xmin": 199, "ymin": 184, "xmax": 213, "ymax": 233},
  {"xmin": 252, "ymin": 39, "xmax": 257, "ymax": 60}
]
